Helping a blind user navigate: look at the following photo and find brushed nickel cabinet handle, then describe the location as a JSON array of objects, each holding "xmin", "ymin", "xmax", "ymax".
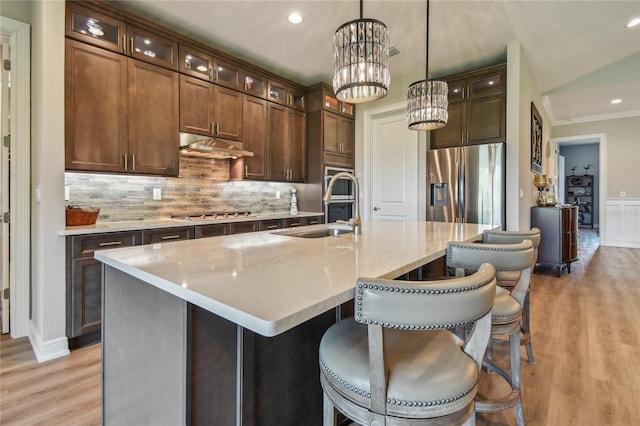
[
  {"xmin": 131, "ymin": 154, "xmax": 135, "ymax": 170},
  {"xmin": 266, "ymin": 224, "xmax": 278, "ymax": 229},
  {"xmin": 130, "ymin": 37, "xmax": 134, "ymax": 55},
  {"xmin": 99, "ymin": 241, "xmax": 123, "ymax": 247},
  {"xmin": 122, "ymin": 34, "xmax": 127, "ymax": 54},
  {"xmin": 161, "ymin": 235, "xmax": 182, "ymax": 240},
  {"xmin": 245, "ymin": 165, "xmax": 248, "ymax": 178},
  {"xmin": 124, "ymin": 154, "xmax": 128, "ymax": 170}
]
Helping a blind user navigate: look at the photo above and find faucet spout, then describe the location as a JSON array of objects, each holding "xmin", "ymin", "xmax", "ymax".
[{"xmin": 324, "ymin": 172, "xmax": 361, "ymax": 235}]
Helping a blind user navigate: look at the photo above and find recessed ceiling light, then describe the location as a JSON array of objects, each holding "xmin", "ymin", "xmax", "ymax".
[
  {"xmin": 626, "ymin": 17, "xmax": 640, "ymax": 28},
  {"xmin": 611, "ymin": 99, "xmax": 622, "ymax": 104},
  {"xmin": 287, "ymin": 12, "xmax": 303, "ymax": 24}
]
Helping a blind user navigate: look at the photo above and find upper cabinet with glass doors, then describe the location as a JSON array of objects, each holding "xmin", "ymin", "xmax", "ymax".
[
  {"xmin": 66, "ymin": 3, "xmax": 178, "ymax": 71},
  {"xmin": 66, "ymin": 4, "xmax": 126, "ymax": 54},
  {"xmin": 268, "ymin": 79, "xmax": 306, "ymax": 111},
  {"xmin": 179, "ymin": 45, "xmax": 213, "ymax": 80}
]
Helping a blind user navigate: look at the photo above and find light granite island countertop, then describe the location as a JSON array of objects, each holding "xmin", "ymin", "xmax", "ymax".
[{"xmin": 96, "ymin": 220, "xmax": 496, "ymax": 425}]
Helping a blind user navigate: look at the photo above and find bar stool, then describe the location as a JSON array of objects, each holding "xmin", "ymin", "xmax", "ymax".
[
  {"xmin": 319, "ymin": 264, "xmax": 497, "ymax": 426},
  {"xmin": 482, "ymin": 228, "xmax": 541, "ymax": 364},
  {"xmin": 446, "ymin": 240, "xmax": 533, "ymax": 426}
]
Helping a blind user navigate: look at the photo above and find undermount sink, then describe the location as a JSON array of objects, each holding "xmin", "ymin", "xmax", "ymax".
[{"xmin": 272, "ymin": 225, "xmax": 353, "ymax": 239}]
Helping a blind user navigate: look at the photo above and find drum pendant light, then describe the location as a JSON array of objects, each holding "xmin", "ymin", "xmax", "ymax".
[
  {"xmin": 333, "ymin": 0, "xmax": 390, "ymax": 103},
  {"xmin": 407, "ymin": 0, "xmax": 448, "ymax": 130}
]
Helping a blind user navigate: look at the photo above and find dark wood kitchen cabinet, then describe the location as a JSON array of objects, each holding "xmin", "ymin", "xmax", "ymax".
[
  {"xmin": 306, "ymin": 84, "xmax": 355, "ymax": 169},
  {"xmin": 128, "ymin": 59, "xmax": 180, "ymax": 175},
  {"xmin": 530, "ymin": 206, "xmax": 578, "ymax": 276},
  {"xmin": 65, "ymin": 40, "xmax": 179, "ymax": 176},
  {"xmin": 430, "ymin": 63, "xmax": 506, "ymax": 149},
  {"xmin": 141, "ymin": 226, "xmax": 194, "ymax": 244},
  {"xmin": 238, "ymin": 95, "xmax": 268, "ymax": 180},
  {"xmin": 66, "ymin": 231, "xmax": 142, "ymax": 347},
  {"xmin": 65, "ymin": 39, "xmax": 128, "ymax": 173},
  {"xmin": 127, "ymin": 25, "xmax": 178, "ymax": 71},
  {"xmin": 266, "ymin": 103, "xmax": 306, "ymax": 182},
  {"xmin": 65, "ymin": 3, "xmax": 126, "ymax": 54},
  {"xmin": 179, "ymin": 75, "xmax": 243, "ymax": 142},
  {"xmin": 268, "ymin": 79, "xmax": 306, "ymax": 111}
]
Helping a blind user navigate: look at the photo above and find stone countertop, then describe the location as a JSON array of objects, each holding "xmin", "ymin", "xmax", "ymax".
[
  {"xmin": 59, "ymin": 211, "xmax": 324, "ymax": 236},
  {"xmin": 95, "ymin": 220, "xmax": 496, "ymax": 337}
]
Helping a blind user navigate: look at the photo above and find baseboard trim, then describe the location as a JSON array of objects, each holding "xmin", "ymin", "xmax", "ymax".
[{"xmin": 28, "ymin": 321, "xmax": 70, "ymax": 363}]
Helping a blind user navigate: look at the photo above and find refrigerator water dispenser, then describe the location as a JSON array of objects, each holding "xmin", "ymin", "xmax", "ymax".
[{"xmin": 430, "ymin": 183, "xmax": 448, "ymax": 206}]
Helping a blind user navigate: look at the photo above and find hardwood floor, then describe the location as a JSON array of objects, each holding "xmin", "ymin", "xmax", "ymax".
[{"xmin": 1, "ymin": 228, "xmax": 638, "ymax": 425}]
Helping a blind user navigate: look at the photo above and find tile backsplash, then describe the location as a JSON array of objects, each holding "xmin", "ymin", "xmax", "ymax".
[{"xmin": 65, "ymin": 156, "xmax": 297, "ymax": 222}]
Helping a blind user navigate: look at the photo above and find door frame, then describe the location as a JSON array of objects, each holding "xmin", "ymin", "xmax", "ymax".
[
  {"xmin": 551, "ymin": 133, "xmax": 606, "ymax": 242},
  {"xmin": 363, "ymin": 101, "xmax": 426, "ymax": 221},
  {"xmin": 1, "ymin": 16, "xmax": 31, "ymax": 338}
]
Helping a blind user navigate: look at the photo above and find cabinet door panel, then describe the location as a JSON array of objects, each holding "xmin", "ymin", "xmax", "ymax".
[
  {"xmin": 267, "ymin": 103, "xmax": 287, "ymax": 181},
  {"xmin": 69, "ymin": 258, "xmax": 103, "ymax": 337},
  {"xmin": 65, "ymin": 40, "xmax": 128, "ymax": 172},
  {"xmin": 230, "ymin": 221, "xmax": 259, "ymax": 234},
  {"xmin": 339, "ymin": 117, "xmax": 354, "ymax": 156},
  {"xmin": 179, "ymin": 45, "xmax": 213, "ymax": 81},
  {"xmin": 195, "ymin": 223, "xmax": 230, "ymax": 238},
  {"xmin": 180, "ymin": 75, "xmax": 214, "ymax": 135},
  {"xmin": 142, "ymin": 226, "xmax": 194, "ymax": 244},
  {"xmin": 66, "ymin": 4, "xmax": 126, "ymax": 54},
  {"xmin": 469, "ymin": 69, "xmax": 506, "ymax": 98},
  {"xmin": 288, "ymin": 109, "xmax": 306, "ymax": 182},
  {"xmin": 467, "ymin": 95, "xmax": 505, "ymax": 145},
  {"xmin": 128, "ymin": 25, "xmax": 178, "ymax": 70},
  {"xmin": 323, "ymin": 111, "xmax": 340, "ymax": 153},
  {"xmin": 430, "ymin": 102, "xmax": 465, "ymax": 149},
  {"xmin": 243, "ymin": 96, "xmax": 267, "ymax": 179},
  {"xmin": 71, "ymin": 231, "xmax": 141, "ymax": 258},
  {"xmin": 128, "ymin": 59, "xmax": 179, "ymax": 176},
  {"xmin": 213, "ymin": 86, "xmax": 243, "ymax": 141}
]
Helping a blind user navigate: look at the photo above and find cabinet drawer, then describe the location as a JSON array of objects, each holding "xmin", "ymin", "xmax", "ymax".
[
  {"xmin": 230, "ymin": 221, "xmax": 259, "ymax": 234},
  {"xmin": 142, "ymin": 226, "xmax": 194, "ymax": 244},
  {"xmin": 323, "ymin": 152, "xmax": 354, "ymax": 168},
  {"xmin": 71, "ymin": 231, "xmax": 142, "ymax": 259},
  {"xmin": 195, "ymin": 223, "xmax": 231, "ymax": 238},
  {"xmin": 306, "ymin": 216, "xmax": 324, "ymax": 226},
  {"xmin": 284, "ymin": 218, "xmax": 306, "ymax": 228},
  {"xmin": 259, "ymin": 219, "xmax": 283, "ymax": 231}
]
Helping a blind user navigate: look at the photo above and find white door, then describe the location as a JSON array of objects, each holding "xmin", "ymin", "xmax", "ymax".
[
  {"xmin": 370, "ymin": 109, "xmax": 419, "ymax": 222},
  {"xmin": 1, "ymin": 35, "xmax": 10, "ymax": 333}
]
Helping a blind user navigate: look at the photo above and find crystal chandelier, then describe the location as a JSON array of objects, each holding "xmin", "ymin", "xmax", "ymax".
[
  {"xmin": 407, "ymin": 0, "xmax": 448, "ymax": 130},
  {"xmin": 333, "ymin": 0, "xmax": 390, "ymax": 104}
]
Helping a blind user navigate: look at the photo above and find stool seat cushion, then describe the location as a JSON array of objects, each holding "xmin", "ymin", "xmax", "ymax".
[
  {"xmin": 319, "ymin": 318, "xmax": 478, "ymax": 416},
  {"xmin": 491, "ymin": 286, "xmax": 521, "ymax": 324}
]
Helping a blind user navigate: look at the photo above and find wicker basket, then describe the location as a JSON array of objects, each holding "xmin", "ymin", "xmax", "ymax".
[{"xmin": 66, "ymin": 207, "xmax": 100, "ymax": 226}]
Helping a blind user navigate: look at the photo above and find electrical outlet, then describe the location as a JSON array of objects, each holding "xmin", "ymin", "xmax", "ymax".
[
  {"xmin": 65, "ymin": 186, "xmax": 70, "ymax": 201},
  {"xmin": 276, "ymin": 190, "xmax": 281, "ymax": 199},
  {"xmin": 620, "ymin": 191, "xmax": 626, "ymax": 198},
  {"xmin": 153, "ymin": 188, "xmax": 161, "ymax": 200}
]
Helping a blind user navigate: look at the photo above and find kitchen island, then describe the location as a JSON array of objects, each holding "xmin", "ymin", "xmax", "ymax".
[{"xmin": 95, "ymin": 220, "xmax": 496, "ymax": 425}]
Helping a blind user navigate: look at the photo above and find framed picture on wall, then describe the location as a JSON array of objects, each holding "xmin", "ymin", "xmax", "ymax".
[{"xmin": 531, "ymin": 102, "xmax": 543, "ymax": 174}]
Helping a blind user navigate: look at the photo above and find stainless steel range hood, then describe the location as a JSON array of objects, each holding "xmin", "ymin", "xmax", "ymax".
[{"xmin": 179, "ymin": 132, "xmax": 254, "ymax": 160}]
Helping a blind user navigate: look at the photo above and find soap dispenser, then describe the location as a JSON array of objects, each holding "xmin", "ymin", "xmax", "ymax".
[{"xmin": 290, "ymin": 188, "xmax": 298, "ymax": 216}]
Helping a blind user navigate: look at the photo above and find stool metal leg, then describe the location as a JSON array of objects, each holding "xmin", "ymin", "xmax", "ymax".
[{"xmin": 522, "ymin": 291, "xmax": 535, "ymax": 364}]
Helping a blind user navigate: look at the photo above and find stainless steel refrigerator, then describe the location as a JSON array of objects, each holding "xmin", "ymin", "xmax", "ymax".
[{"xmin": 426, "ymin": 143, "xmax": 505, "ymax": 227}]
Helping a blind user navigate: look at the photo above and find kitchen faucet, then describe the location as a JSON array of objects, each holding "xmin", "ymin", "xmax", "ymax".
[{"xmin": 323, "ymin": 171, "xmax": 361, "ymax": 235}]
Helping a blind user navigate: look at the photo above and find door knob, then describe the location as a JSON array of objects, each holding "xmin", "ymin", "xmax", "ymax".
[{"xmin": 373, "ymin": 207, "xmax": 380, "ymax": 211}]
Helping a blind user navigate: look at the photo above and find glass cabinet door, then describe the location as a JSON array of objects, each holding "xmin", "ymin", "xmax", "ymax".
[
  {"xmin": 66, "ymin": 4, "xmax": 126, "ymax": 54},
  {"xmin": 268, "ymin": 81, "xmax": 287, "ymax": 105},
  {"xmin": 447, "ymin": 79, "xmax": 467, "ymax": 102},
  {"xmin": 179, "ymin": 45, "xmax": 213, "ymax": 81},
  {"xmin": 340, "ymin": 102, "xmax": 354, "ymax": 117},
  {"xmin": 242, "ymin": 71, "xmax": 267, "ymax": 98},
  {"xmin": 129, "ymin": 26, "xmax": 178, "ymax": 70},
  {"xmin": 214, "ymin": 59, "xmax": 241, "ymax": 90},
  {"xmin": 322, "ymin": 93, "xmax": 340, "ymax": 113},
  {"xmin": 290, "ymin": 90, "xmax": 306, "ymax": 111},
  {"xmin": 469, "ymin": 70, "xmax": 506, "ymax": 98}
]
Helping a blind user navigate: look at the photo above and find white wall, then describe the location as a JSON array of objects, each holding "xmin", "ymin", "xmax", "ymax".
[
  {"xmin": 29, "ymin": 0, "xmax": 69, "ymax": 361},
  {"xmin": 506, "ymin": 42, "xmax": 553, "ymax": 231}
]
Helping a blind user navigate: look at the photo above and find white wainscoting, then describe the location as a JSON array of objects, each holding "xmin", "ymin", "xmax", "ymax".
[{"xmin": 602, "ymin": 199, "xmax": 640, "ymax": 248}]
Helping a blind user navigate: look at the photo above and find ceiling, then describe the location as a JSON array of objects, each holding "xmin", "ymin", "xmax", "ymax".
[{"xmin": 110, "ymin": 0, "xmax": 640, "ymax": 125}]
